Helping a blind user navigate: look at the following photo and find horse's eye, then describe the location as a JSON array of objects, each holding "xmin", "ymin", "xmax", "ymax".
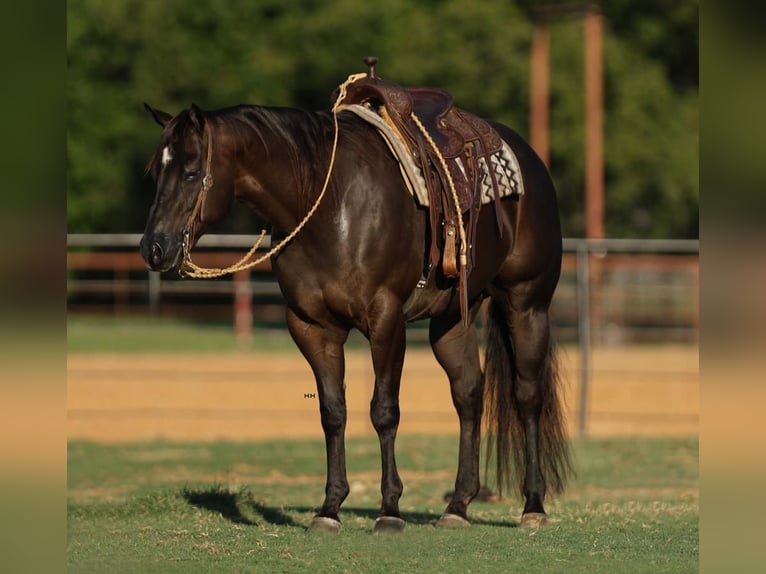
[{"xmin": 183, "ymin": 170, "xmax": 199, "ymax": 182}]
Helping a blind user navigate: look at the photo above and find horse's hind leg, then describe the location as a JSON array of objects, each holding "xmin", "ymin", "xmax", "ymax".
[
  {"xmin": 510, "ymin": 305, "xmax": 554, "ymax": 523},
  {"xmin": 484, "ymin": 290, "xmax": 571, "ymax": 528},
  {"xmin": 429, "ymin": 309, "xmax": 484, "ymax": 527},
  {"xmin": 286, "ymin": 307, "xmax": 350, "ymax": 534}
]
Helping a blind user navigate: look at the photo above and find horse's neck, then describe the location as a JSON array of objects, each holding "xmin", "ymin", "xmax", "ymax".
[{"xmin": 230, "ymin": 107, "xmax": 330, "ymax": 232}]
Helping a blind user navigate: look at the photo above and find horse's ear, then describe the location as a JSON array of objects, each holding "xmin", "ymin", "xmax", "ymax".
[
  {"xmin": 144, "ymin": 103, "xmax": 172, "ymax": 127},
  {"xmin": 189, "ymin": 103, "xmax": 205, "ymax": 133}
]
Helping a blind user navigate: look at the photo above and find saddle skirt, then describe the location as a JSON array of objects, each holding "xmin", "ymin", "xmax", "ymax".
[{"xmin": 339, "ymin": 103, "xmax": 524, "ymax": 211}]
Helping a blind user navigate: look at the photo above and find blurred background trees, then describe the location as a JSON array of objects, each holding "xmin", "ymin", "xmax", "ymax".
[{"xmin": 67, "ymin": 0, "xmax": 697, "ymax": 238}]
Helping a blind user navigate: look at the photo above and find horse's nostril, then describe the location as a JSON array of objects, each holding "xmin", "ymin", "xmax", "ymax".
[{"xmin": 151, "ymin": 242, "xmax": 163, "ymax": 268}]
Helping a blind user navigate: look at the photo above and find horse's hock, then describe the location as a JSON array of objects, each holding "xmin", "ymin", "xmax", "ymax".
[{"xmin": 67, "ymin": 345, "xmax": 698, "ymax": 442}]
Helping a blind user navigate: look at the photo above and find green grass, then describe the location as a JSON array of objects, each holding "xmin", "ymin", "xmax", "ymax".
[
  {"xmin": 67, "ymin": 316, "xmax": 297, "ymax": 353},
  {"xmin": 68, "ymin": 436, "xmax": 698, "ymax": 573}
]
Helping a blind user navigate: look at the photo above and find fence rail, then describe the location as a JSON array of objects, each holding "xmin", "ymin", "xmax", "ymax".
[{"xmin": 68, "ymin": 233, "xmax": 699, "ymax": 253}]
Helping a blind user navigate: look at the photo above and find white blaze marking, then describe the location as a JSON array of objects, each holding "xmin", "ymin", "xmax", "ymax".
[{"xmin": 161, "ymin": 146, "xmax": 172, "ymax": 166}]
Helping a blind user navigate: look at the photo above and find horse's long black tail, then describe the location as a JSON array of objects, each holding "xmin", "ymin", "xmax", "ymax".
[{"xmin": 483, "ymin": 298, "xmax": 572, "ymax": 496}]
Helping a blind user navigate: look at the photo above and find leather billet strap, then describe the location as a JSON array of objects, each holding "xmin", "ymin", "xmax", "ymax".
[{"xmin": 182, "ymin": 126, "xmax": 214, "ymax": 265}]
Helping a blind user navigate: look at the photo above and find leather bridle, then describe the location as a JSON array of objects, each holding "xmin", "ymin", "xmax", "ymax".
[{"xmin": 181, "ymin": 126, "xmax": 214, "ymax": 271}]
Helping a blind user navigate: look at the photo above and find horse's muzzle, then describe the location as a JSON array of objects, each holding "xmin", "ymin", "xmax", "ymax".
[{"xmin": 140, "ymin": 233, "xmax": 183, "ymax": 273}]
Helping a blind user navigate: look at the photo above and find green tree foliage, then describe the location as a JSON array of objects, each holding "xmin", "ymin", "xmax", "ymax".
[{"xmin": 67, "ymin": 0, "xmax": 697, "ymax": 237}]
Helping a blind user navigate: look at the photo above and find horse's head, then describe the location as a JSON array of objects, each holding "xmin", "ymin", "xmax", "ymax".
[{"xmin": 140, "ymin": 103, "xmax": 233, "ymax": 274}]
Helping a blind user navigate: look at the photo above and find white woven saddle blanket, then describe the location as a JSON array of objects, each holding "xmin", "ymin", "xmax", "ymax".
[{"xmin": 339, "ymin": 103, "xmax": 524, "ymax": 208}]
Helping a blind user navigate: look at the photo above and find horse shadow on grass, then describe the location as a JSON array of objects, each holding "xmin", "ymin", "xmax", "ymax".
[
  {"xmin": 182, "ymin": 485, "xmax": 300, "ymax": 528},
  {"xmin": 181, "ymin": 485, "xmax": 517, "ymax": 529}
]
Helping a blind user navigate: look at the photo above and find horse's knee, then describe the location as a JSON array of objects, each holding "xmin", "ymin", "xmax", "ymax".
[
  {"xmin": 319, "ymin": 395, "xmax": 347, "ymax": 434},
  {"xmin": 370, "ymin": 398, "xmax": 400, "ymax": 433}
]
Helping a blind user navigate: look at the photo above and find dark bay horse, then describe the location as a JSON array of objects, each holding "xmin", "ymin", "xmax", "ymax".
[{"xmin": 140, "ymin": 98, "xmax": 571, "ymax": 533}]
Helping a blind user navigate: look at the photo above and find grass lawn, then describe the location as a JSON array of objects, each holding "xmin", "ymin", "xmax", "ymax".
[
  {"xmin": 67, "ymin": 435, "xmax": 698, "ymax": 573},
  {"xmin": 67, "ymin": 315, "xmax": 375, "ymax": 353}
]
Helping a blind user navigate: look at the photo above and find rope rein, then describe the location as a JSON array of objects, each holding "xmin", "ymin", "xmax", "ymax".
[
  {"xmin": 180, "ymin": 73, "xmax": 366, "ymax": 278},
  {"xmin": 180, "ymin": 71, "xmax": 467, "ymax": 278}
]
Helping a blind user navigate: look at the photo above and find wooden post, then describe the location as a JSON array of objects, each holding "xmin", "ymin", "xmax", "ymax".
[
  {"xmin": 233, "ymin": 269, "xmax": 252, "ymax": 350},
  {"xmin": 584, "ymin": 4, "xmax": 604, "ymax": 240},
  {"xmin": 530, "ymin": 20, "xmax": 550, "ymax": 167}
]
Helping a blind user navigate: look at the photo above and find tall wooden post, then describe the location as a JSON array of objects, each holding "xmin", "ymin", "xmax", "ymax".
[
  {"xmin": 584, "ymin": 5, "xmax": 604, "ymax": 240},
  {"xmin": 530, "ymin": 20, "xmax": 550, "ymax": 167},
  {"xmin": 234, "ymin": 269, "xmax": 253, "ymax": 350}
]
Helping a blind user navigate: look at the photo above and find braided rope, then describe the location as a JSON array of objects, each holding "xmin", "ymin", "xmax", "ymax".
[
  {"xmin": 181, "ymin": 72, "xmax": 367, "ymax": 278},
  {"xmin": 410, "ymin": 113, "xmax": 468, "ymax": 267}
]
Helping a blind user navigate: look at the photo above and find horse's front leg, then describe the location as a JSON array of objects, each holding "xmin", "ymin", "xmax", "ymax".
[
  {"xmin": 366, "ymin": 292, "xmax": 408, "ymax": 534},
  {"xmin": 286, "ymin": 307, "xmax": 350, "ymax": 534}
]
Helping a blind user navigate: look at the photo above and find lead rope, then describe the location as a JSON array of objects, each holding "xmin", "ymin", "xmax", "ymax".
[{"xmin": 181, "ymin": 72, "xmax": 367, "ymax": 278}]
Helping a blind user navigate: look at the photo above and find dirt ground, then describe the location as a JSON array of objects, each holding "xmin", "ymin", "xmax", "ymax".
[{"xmin": 67, "ymin": 344, "xmax": 698, "ymax": 442}]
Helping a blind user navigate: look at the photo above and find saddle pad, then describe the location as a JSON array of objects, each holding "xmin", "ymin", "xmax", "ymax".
[{"xmin": 339, "ymin": 104, "xmax": 524, "ymax": 208}]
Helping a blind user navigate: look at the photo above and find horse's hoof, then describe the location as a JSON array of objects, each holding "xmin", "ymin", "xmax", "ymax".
[
  {"xmin": 373, "ymin": 516, "xmax": 406, "ymax": 534},
  {"xmin": 307, "ymin": 516, "xmax": 342, "ymax": 534},
  {"xmin": 520, "ymin": 512, "xmax": 549, "ymax": 528},
  {"xmin": 436, "ymin": 513, "xmax": 471, "ymax": 528}
]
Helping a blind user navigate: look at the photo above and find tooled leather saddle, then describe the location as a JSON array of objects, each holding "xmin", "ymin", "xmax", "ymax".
[{"xmin": 332, "ymin": 57, "xmax": 521, "ymax": 322}]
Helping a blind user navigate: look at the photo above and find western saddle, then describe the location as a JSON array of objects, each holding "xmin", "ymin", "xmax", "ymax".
[{"xmin": 333, "ymin": 57, "xmax": 510, "ymax": 322}]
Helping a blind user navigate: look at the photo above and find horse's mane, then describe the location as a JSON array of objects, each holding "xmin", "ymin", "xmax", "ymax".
[{"xmin": 145, "ymin": 105, "xmax": 345, "ymax": 191}]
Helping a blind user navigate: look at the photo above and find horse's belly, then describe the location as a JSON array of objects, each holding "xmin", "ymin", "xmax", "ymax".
[{"xmin": 402, "ymin": 283, "xmax": 453, "ymax": 321}]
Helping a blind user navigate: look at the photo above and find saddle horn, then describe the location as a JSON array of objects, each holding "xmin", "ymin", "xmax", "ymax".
[{"xmin": 363, "ymin": 56, "xmax": 378, "ymax": 79}]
